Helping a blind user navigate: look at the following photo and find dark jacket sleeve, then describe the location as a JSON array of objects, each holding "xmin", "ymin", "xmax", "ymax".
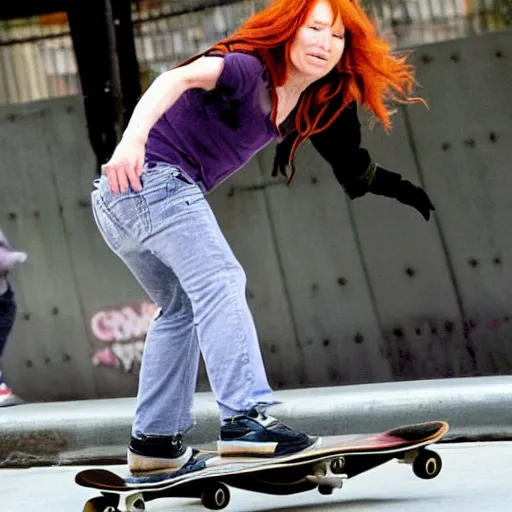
[
  {"xmin": 272, "ymin": 102, "xmax": 376, "ymax": 198},
  {"xmin": 309, "ymin": 102, "xmax": 376, "ymax": 199},
  {"xmin": 312, "ymin": 103, "xmax": 436, "ymax": 221},
  {"xmin": 272, "ymin": 102, "xmax": 435, "ymax": 221}
]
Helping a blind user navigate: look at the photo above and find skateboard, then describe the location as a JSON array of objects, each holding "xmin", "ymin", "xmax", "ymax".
[{"xmin": 77, "ymin": 420, "xmax": 449, "ymax": 511}]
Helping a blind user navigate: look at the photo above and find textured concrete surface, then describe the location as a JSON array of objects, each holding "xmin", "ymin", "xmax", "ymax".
[{"xmin": 1, "ymin": 376, "xmax": 512, "ymax": 467}]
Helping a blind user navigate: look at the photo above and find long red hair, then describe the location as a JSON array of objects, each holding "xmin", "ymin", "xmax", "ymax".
[{"xmin": 177, "ymin": 0, "xmax": 422, "ymax": 169}]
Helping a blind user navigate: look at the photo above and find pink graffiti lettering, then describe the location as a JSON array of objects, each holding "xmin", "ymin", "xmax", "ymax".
[
  {"xmin": 90, "ymin": 302, "xmax": 158, "ymax": 342},
  {"xmin": 90, "ymin": 302, "xmax": 158, "ymax": 373},
  {"xmin": 92, "ymin": 347, "xmax": 120, "ymax": 369}
]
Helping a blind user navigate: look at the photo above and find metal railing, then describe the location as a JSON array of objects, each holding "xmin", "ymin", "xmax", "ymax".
[
  {"xmin": 0, "ymin": 0, "xmax": 510, "ymax": 106},
  {"xmin": 367, "ymin": 0, "xmax": 512, "ymax": 47},
  {"xmin": 132, "ymin": 0, "xmax": 268, "ymax": 87},
  {"xmin": 0, "ymin": 16, "xmax": 79, "ymax": 105}
]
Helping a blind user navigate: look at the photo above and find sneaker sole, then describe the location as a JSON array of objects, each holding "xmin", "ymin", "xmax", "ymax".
[
  {"xmin": 0, "ymin": 394, "xmax": 23, "ymax": 407},
  {"xmin": 217, "ymin": 440, "xmax": 278, "ymax": 456},
  {"xmin": 128, "ymin": 446, "xmax": 193, "ymax": 473}
]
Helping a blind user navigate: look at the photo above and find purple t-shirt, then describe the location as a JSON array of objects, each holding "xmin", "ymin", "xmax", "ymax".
[{"xmin": 145, "ymin": 52, "xmax": 279, "ymax": 192}]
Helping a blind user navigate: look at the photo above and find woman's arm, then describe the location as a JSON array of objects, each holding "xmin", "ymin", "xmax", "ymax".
[
  {"xmin": 105, "ymin": 56, "xmax": 225, "ymax": 194},
  {"xmin": 123, "ymin": 56, "xmax": 225, "ymax": 144},
  {"xmin": 310, "ymin": 104, "xmax": 435, "ymax": 221}
]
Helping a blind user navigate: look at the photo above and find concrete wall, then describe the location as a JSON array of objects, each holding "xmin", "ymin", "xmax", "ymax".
[{"xmin": 1, "ymin": 31, "xmax": 511, "ymax": 401}]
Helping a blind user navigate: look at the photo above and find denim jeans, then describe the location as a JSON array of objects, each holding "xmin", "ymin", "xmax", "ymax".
[
  {"xmin": 91, "ymin": 163, "xmax": 277, "ymax": 437},
  {"xmin": 0, "ymin": 284, "xmax": 16, "ymax": 361}
]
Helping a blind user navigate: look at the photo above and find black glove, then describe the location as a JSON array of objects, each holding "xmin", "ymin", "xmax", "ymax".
[
  {"xmin": 394, "ymin": 180, "xmax": 435, "ymax": 221},
  {"xmin": 369, "ymin": 167, "xmax": 435, "ymax": 221}
]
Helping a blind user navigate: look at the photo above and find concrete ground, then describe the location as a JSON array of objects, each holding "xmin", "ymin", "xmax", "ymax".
[{"xmin": 2, "ymin": 442, "xmax": 510, "ymax": 511}]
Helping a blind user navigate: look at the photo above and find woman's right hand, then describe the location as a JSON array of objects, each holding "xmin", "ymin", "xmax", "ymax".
[{"xmin": 103, "ymin": 135, "xmax": 146, "ymax": 194}]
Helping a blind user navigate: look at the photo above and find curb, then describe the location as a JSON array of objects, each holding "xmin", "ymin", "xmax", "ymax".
[{"xmin": 1, "ymin": 376, "xmax": 511, "ymax": 467}]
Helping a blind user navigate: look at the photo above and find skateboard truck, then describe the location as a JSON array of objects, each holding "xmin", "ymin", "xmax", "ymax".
[
  {"xmin": 119, "ymin": 492, "xmax": 145, "ymax": 512},
  {"xmin": 306, "ymin": 456, "xmax": 348, "ymax": 495}
]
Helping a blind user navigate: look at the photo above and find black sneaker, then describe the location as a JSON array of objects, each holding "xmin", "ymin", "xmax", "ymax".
[
  {"xmin": 128, "ymin": 434, "xmax": 193, "ymax": 473},
  {"xmin": 218, "ymin": 407, "xmax": 315, "ymax": 457}
]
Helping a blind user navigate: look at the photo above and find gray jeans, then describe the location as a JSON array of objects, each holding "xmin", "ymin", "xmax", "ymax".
[{"xmin": 91, "ymin": 163, "xmax": 277, "ymax": 437}]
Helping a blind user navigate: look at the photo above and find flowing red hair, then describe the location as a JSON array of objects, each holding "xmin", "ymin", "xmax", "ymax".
[{"xmin": 177, "ymin": 0, "xmax": 422, "ymax": 171}]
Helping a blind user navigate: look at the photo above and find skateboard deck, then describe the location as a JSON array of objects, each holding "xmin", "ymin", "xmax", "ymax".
[{"xmin": 78, "ymin": 420, "xmax": 449, "ymax": 511}]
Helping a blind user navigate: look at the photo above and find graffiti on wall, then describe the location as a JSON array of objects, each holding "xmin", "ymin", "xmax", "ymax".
[{"xmin": 90, "ymin": 301, "xmax": 159, "ymax": 372}]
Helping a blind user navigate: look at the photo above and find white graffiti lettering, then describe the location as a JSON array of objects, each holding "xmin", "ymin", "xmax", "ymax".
[
  {"xmin": 91, "ymin": 341, "xmax": 145, "ymax": 372},
  {"xmin": 111, "ymin": 340, "xmax": 145, "ymax": 372}
]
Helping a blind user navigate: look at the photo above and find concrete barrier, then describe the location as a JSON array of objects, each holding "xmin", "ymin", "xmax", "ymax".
[
  {"xmin": 1, "ymin": 376, "xmax": 511, "ymax": 467},
  {"xmin": 3, "ymin": 31, "xmax": 512, "ymax": 401}
]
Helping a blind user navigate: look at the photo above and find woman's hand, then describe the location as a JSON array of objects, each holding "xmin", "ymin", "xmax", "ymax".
[
  {"xmin": 103, "ymin": 135, "xmax": 146, "ymax": 194},
  {"xmin": 0, "ymin": 229, "xmax": 27, "ymax": 277}
]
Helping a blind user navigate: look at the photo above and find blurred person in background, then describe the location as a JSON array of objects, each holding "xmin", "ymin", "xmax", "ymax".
[{"xmin": 0, "ymin": 228, "xmax": 27, "ymax": 407}]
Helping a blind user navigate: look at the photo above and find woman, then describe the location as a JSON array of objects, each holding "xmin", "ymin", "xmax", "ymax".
[{"xmin": 92, "ymin": 0, "xmax": 433, "ymax": 473}]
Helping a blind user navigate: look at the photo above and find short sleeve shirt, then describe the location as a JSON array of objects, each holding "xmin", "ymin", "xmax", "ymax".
[{"xmin": 144, "ymin": 52, "xmax": 279, "ymax": 192}]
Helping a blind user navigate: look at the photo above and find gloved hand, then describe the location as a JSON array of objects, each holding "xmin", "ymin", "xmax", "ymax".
[
  {"xmin": 368, "ymin": 166, "xmax": 435, "ymax": 221},
  {"xmin": 0, "ymin": 230, "xmax": 27, "ymax": 278},
  {"xmin": 394, "ymin": 180, "xmax": 435, "ymax": 221}
]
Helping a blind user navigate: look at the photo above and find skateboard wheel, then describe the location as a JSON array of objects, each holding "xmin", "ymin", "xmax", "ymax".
[
  {"xmin": 330, "ymin": 457, "xmax": 345, "ymax": 474},
  {"xmin": 83, "ymin": 496, "xmax": 120, "ymax": 512},
  {"xmin": 318, "ymin": 485, "xmax": 334, "ymax": 495},
  {"xmin": 412, "ymin": 449, "xmax": 442, "ymax": 480},
  {"xmin": 201, "ymin": 482, "xmax": 230, "ymax": 510}
]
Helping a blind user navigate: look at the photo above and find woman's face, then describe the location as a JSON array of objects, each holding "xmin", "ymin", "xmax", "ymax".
[{"xmin": 289, "ymin": 0, "xmax": 346, "ymax": 82}]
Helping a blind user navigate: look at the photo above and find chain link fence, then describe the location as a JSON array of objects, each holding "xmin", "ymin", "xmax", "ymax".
[
  {"xmin": 0, "ymin": 13, "xmax": 78, "ymax": 105},
  {"xmin": 0, "ymin": 0, "xmax": 511, "ymax": 105},
  {"xmin": 132, "ymin": 0, "xmax": 267, "ymax": 88}
]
